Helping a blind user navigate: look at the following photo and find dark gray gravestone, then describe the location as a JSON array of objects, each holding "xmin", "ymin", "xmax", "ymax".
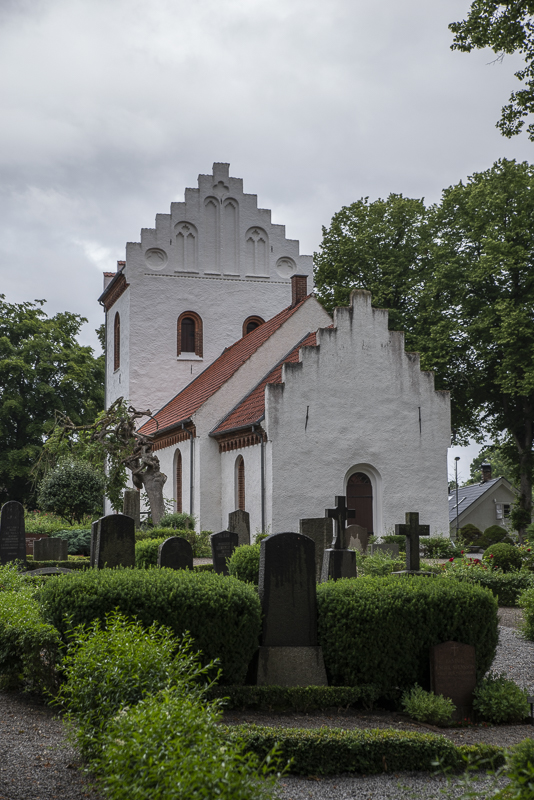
[
  {"xmin": 33, "ymin": 537, "xmax": 68, "ymax": 562},
  {"xmin": 228, "ymin": 509, "xmax": 250, "ymax": 546},
  {"xmin": 256, "ymin": 532, "xmax": 327, "ymax": 686},
  {"xmin": 25, "ymin": 533, "xmax": 44, "ymax": 557},
  {"xmin": 210, "ymin": 530, "xmax": 238, "ymax": 575},
  {"xmin": 90, "ymin": 520, "xmax": 99, "ymax": 567},
  {"xmin": 395, "ymin": 512, "xmax": 430, "ymax": 572},
  {"xmin": 123, "ymin": 489, "xmax": 141, "ymax": 529},
  {"xmin": 346, "ymin": 524, "xmax": 368, "ymax": 552},
  {"xmin": 371, "ymin": 542, "xmax": 400, "ymax": 559},
  {"xmin": 157, "ymin": 537, "xmax": 193, "ymax": 570},
  {"xmin": 299, "ymin": 517, "xmax": 334, "ymax": 582},
  {"xmin": 430, "ymin": 641, "xmax": 476, "ymax": 721},
  {"xmin": 94, "ymin": 514, "xmax": 135, "ymax": 569},
  {"xmin": 0, "ymin": 501, "xmax": 26, "ymax": 565}
]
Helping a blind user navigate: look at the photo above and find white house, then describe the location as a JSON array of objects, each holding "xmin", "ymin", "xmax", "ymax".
[{"xmin": 100, "ymin": 163, "xmax": 451, "ymax": 537}]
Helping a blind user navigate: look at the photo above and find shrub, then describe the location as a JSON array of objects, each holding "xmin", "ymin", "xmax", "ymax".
[
  {"xmin": 518, "ymin": 586, "xmax": 534, "ymax": 639},
  {"xmin": 24, "ymin": 509, "xmax": 95, "ymax": 535},
  {"xmin": 473, "ymin": 673, "xmax": 529, "ymax": 724},
  {"xmin": 0, "ymin": 562, "xmax": 30, "ymax": 592},
  {"xmin": 421, "ymin": 536, "xmax": 455, "ymax": 558},
  {"xmin": 209, "ymin": 685, "xmax": 380, "ymax": 712},
  {"xmin": 458, "ymin": 523, "xmax": 483, "ymax": 544},
  {"xmin": 56, "ymin": 611, "xmax": 214, "ymax": 758},
  {"xmin": 95, "ymin": 689, "xmax": 278, "ymax": 800},
  {"xmin": 484, "ymin": 542, "xmax": 522, "ymax": 572},
  {"xmin": 25, "ymin": 559, "xmax": 89, "ymax": 571},
  {"xmin": 505, "ymin": 739, "xmax": 534, "ymax": 800},
  {"xmin": 54, "ymin": 528, "xmax": 92, "ymax": 555},
  {"xmin": 37, "ymin": 460, "xmax": 105, "ymax": 525},
  {"xmin": 135, "ymin": 537, "xmax": 167, "ymax": 568},
  {"xmin": 317, "ymin": 576, "xmax": 498, "ymax": 691},
  {"xmin": 139, "ymin": 526, "xmax": 211, "ymax": 557},
  {"xmin": 480, "ymin": 524, "xmax": 510, "ymax": 548},
  {"xmin": 355, "ymin": 550, "xmax": 405, "ymax": 576},
  {"xmin": 401, "ymin": 684, "xmax": 455, "ymax": 726},
  {"xmin": 228, "ymin": 544, "xmax": 261, "ymax": 585},
  {"xmin": 225, "ymin": 724, "xmax": 504, "ymax": 776},
  {"xmin": 159, "ymin": 512, "xmax": 195, "ymax": 529},
  {"xmin": 441, "ymin": 562, "xmax": 534, "ymax": 606},
  {"xmin": 38, "ymin": 568, "xmax": 261, "ymax": 684},
  {"xmin": 382, "ymin": 534, "xmax": 406, "ymax": 551},
  {"xmin": 0, "ymin": 590, "xmax": 60, "ymax": 692}
]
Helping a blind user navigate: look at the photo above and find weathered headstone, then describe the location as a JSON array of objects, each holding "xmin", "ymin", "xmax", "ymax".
[
  {"xmin": 94, "ymin": 514, "xmax": 135, "ymax": 569},
  {"xmin": 33, "ymin": 537, "xmax": 68, "ymax": 562},
  {"xmin": 157, "ymin": 536, "xmax": 193, "ymax": 570},
  {"xmin": 346, "ymin": 523, "xmax": 368, "ymax": 552},
  {"xmin": 26, "ymin": 533, "xmax": 46, "ymax": 557},
  {"xmin": 0, "ymin": 501, "xmax": 26, "ymax": 565},
  {"xmin": 430, "ymin": 641, "xmax": 476, "ymax": 721},
  {"xmin": 210, "ymin": 530, "xmax": 238, "ymax": 575},
  {"xmin": 228, "ymin": 509, "xmax": 250, "ymax": 546},
  {"xmin": 256, "ymin": 532, "xmax": 327, "ymax": 686},
  {"xmin": 299, "ymin": 517, "xmax": 334, "ymax": 582},
  {"xmin": 322, "ymin": 496, "xmax": 357, "ymax": 581},
  {"xmin": 395, "ymin": 512, "xmax": 430, "ymax": 573},
  {"xmin": 371, "ymin": 542, "xmax": 400, "ymax": 559},
  {"xmin": 90, "ymin": 520, "xmax": 99, "ymax": 568},
  {"xmin": 122, "ymin": 489, "xmax": 141, "ymax": 529}
]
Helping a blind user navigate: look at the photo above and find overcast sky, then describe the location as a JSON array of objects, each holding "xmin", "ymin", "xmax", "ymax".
[{"xmin": 2, "ymin": 0, "xmax": 531, "ymax": 478}]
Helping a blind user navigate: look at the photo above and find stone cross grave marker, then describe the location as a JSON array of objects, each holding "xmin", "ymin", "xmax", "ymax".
[
  {"xmin": 395, "ymin": 512, "xmax": 430, "ymax": 572},
  {"xmin": 256, "ymin": 532, "xmax": 327, "ymax": 686},
  {"xmin": 322, "ymin": 496, "xmax": 357, "ymax": 581},
  {"xmin": 228, "ymin": 509, "xmax": 250, "ymax": 546},
  {"xmin": 430, "ymin": 641, "xmax": 476, "ymax": 721},
  {"xmin": 0, "ymin": 501, "xmax": 26, "ymax": 565},
  {"xmin": 34, "ymin": 537, "xmax": 68, "ymax": 562},
  {"xmin": 122, "ymin": 489, "xmax": 141, "ymax": 529},
  {"xmin": 158, "ymin": 536, "xmax": 193, "ymax": 570},
  {"xmin": 299, "ymin": 517, "xmax": 334, "ymax": 582},
  {"xmin": 210, "ymin": 530, "xmax": 238, "ymax": 575},
  {"xmin": 94, "ymin": 514, "xmax": 135, "ymax": 569}
]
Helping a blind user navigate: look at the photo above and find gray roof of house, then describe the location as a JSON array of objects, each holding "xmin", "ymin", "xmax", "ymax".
[{"xmin": 448, "ymin": 477, "xmax": 500, "ymax": 523}]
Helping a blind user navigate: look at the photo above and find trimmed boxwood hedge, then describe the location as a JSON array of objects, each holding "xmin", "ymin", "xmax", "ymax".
[
  {"xmin": 209, "ymin": 685, "xmax": 381, "ymax": 712},
  {"xmin": 443, "ymin": 570, "xmax": 534, "ymax": 607},
  {"xmin": 225, "ymin": 725, "xmax": 505, "ymax": 775},
  {"xmin": 37, "ymin": 568, "xmax": 260, "ymax": 684},
  {"xmin": 317, "ymin": 576, "xmax": 498, "ymax": 691},
  {"xmin": 24, "ymin": 559, "xmax": 90, "ymax": 571}
]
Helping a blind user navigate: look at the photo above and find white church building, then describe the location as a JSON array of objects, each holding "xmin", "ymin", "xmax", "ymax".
[{"xmin": 99, "ymin": 163, "xmax": 451, "ymax": 537}]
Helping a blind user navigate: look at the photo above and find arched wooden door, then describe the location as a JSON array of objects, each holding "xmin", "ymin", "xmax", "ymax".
[{"xmin": 347, "ymin": 473, "xmax": 373, "ymax": 534}]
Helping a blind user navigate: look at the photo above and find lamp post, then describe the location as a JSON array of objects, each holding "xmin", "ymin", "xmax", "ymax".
[{"xmin": 455, "ymin": 456, "xmax": 460, "ymax": 539}]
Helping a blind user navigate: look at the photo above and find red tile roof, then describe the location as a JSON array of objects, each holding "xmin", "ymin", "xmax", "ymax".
[
  {"xmin": 211, "ymin": 330, "xmax": 318, "ymax": 435},
  {"xmin": 103, "ymin": 272, "xmax": 116, "ymax": 277},
  {"xmin": 139, "ymin": 297, "xmax": 311, "ymax": 436}
]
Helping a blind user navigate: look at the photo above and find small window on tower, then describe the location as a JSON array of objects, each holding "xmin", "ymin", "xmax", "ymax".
[
  {"xmin": 181, "ymin": 317, "xmax": 195, "ymax": 352},
  {"xmin": 243, "ymin": 316, "xmax": 265, "ymax": 337},
  {"xmin": 177, "ymin": 311, "xmax": 203, "ymax": 357}
]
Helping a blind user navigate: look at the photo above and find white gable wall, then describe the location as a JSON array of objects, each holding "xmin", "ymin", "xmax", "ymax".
[
  {"xmin": 105, "ymin": 287, "xmax": 130, "ymax": 407},
  {"xmin": 264, "ymin": 291, "xmax": 451, "ymax": 535}
]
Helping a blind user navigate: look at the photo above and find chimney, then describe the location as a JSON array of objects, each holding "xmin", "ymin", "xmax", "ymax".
[
  {"xmin": 481, "ymin": 462, "xmax": 492, "ymax": 482},
  {"xmin": 291, "ymin": 274, "xmax": 308, "ymax": 307}
]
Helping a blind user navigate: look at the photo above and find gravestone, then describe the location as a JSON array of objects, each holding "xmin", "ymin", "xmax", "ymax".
[
  {"xmin": 26, "ymin": 533, "xmax": 46, "ymax": 557},
  {"xmin": 228, "ymin": 509, "xmax": 250, "ymax": 546},
  {"xmin": 33, "ymin": 537, "xmax": 68, "ymax": 562},
  {"xmin": 371, "ymin": 542, "xmax": 400, "ymax": 559},
  {"xmin": 298, "ymin": 517, "xmax": 334, "ymax": 582},
  {"xmin": 90, "ymin": 520, "xmax": 99, "ymax": 567},
  {"xmin": 94, "ymin": 514, "xmax": 135, "ymax": 569},
  {"xmin": 122, "ymin": 489, "xmax": 141, "ymax": 529},
  {"xmin": 346, "ymin": 524, "xmax": 368, "ymax": 552},
  {"xmin": 256, "ymin": 531, "xmax": 327, "ymax": 686},
  {"xmin": 0, "ymin": 501, "xmax": 26, "ymax": 565},
  {"xmin": 210, "ymin": 530, "xmax": 238, "ymax": 575},
  {"xmin": 158, "ymin": 536, "xmax": 193, "ymax": 570},
  {"xmin": 430, "ymin": 641, "xmax": 476, "ymax": 721},
  {"xmin": 322, "ymin": 496, "xmax": 357, "ymax": 582},
  {"xmin": 394, "ymin": 512, "xmax": 430, "ymax": 573}
]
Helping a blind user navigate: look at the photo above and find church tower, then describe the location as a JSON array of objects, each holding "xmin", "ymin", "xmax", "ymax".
[{"xmin": 98, "ymin": 163, "xmax": 314, "ymax": 415}]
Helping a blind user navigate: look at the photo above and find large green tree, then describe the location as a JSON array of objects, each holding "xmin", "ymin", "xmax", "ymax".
[
  {"xmin": 450, "ymin": 1, "xmax": 534, "ymax": 139},
  {"xmin": 0, "ymin": 296, "xmax": 104, "ymax": 505},
  {"xmin": 314, "ymin": 159, "xmax": 534, "ymax": 538}
]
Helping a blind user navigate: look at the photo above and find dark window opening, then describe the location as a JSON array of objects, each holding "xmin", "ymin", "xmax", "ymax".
[
  {"xmin": 181, "ymin": 317, "xmax": 196, "ymax": 352},
  {"xmin": 347, "ymin": 472, "xmax": 373, "ymax": 534}
]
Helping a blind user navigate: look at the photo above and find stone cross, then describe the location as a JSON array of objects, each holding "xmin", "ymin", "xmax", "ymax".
[
  {"xmin": 326, "ymin": 496, "xmax": 355, "ymax": 549},
  {"xmin": 395, "ymin": 512, "xmax": 430, "ymax": 572}
]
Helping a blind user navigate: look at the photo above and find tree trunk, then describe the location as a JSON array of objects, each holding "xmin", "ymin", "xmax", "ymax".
[
  {"xmin": 141, "ymin": 468, "xmax": 167, "ymax": 527},
  {"xmin": 512, "ymin": 404, "xmax": 533, "ymax": 544}
]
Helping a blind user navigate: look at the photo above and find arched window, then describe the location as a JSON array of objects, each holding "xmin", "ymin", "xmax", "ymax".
[
  {"xmin": 177, "ymin": 311, "xmax": 203, "ymax": 357},
  {"xmin": 174, "ymin": 449, "xmax": 182, "ymax": 513},
  {"xmin": 347, "ymin": 472, "xmax": 373, "ymax": 534},
  {"xmin": 235, "ymin": 455, "xmax": 245, "ymax": 511},
  {"xmin": 113, "ymin": 312, "xmax": 120, "ymax": 371},
  {"xmin": 242, "ymin": 316, "xmax": 265, "ymax": 337}
]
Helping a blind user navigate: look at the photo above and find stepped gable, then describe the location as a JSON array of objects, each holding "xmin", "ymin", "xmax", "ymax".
[
  {"xmin": 139, "ymin": 297, "xmax": 310, "ymax": 437},
  {"xmin": 211, "ymin": 330, "xmax": 318, "ymax": 435}
]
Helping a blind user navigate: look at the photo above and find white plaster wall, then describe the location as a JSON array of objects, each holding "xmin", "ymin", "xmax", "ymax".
[
  {"xmin": 114, "ymin": 163, "xmax": 316, "ymax": 415},
  {"xmin": 221, "ymin": 444, "xmax": 263, "ymax": 536},
  {"xmin": 155, "ymin": 439, "xmax": 193, "ymax": 518},
  {"xmin": 265, "ymin": 291, "xmax": 451, "ymax": 536},
  {"xmin": 105, "ymin": 288, "xmax": 130, "ymax": 409}
]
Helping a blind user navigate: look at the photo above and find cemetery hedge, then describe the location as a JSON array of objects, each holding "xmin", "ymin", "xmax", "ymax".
[
  {"xmin": 226, "ymin": 724, "xmax": 505, "ymax": 775},
  {"xmin": 317, "ymin": 576, "xmax": 498, "ymax": 691},
  {"xmin": 37, "ymin": 568, "xmax": 261, "ymax": 684},
  {"xmin": 209, "ymin": 685, "xmax": 380, "ymax": 712},
  {"xmin": 443, "ymin": 569, "xmax": 534, "ymax": 607},
  {"xmin": 25, "ymin": 559, "xmax": 89, "ymax": 571},
  {"xmin": 134, "ymin": 537, "xmax": 166, "ymax": 568}
]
